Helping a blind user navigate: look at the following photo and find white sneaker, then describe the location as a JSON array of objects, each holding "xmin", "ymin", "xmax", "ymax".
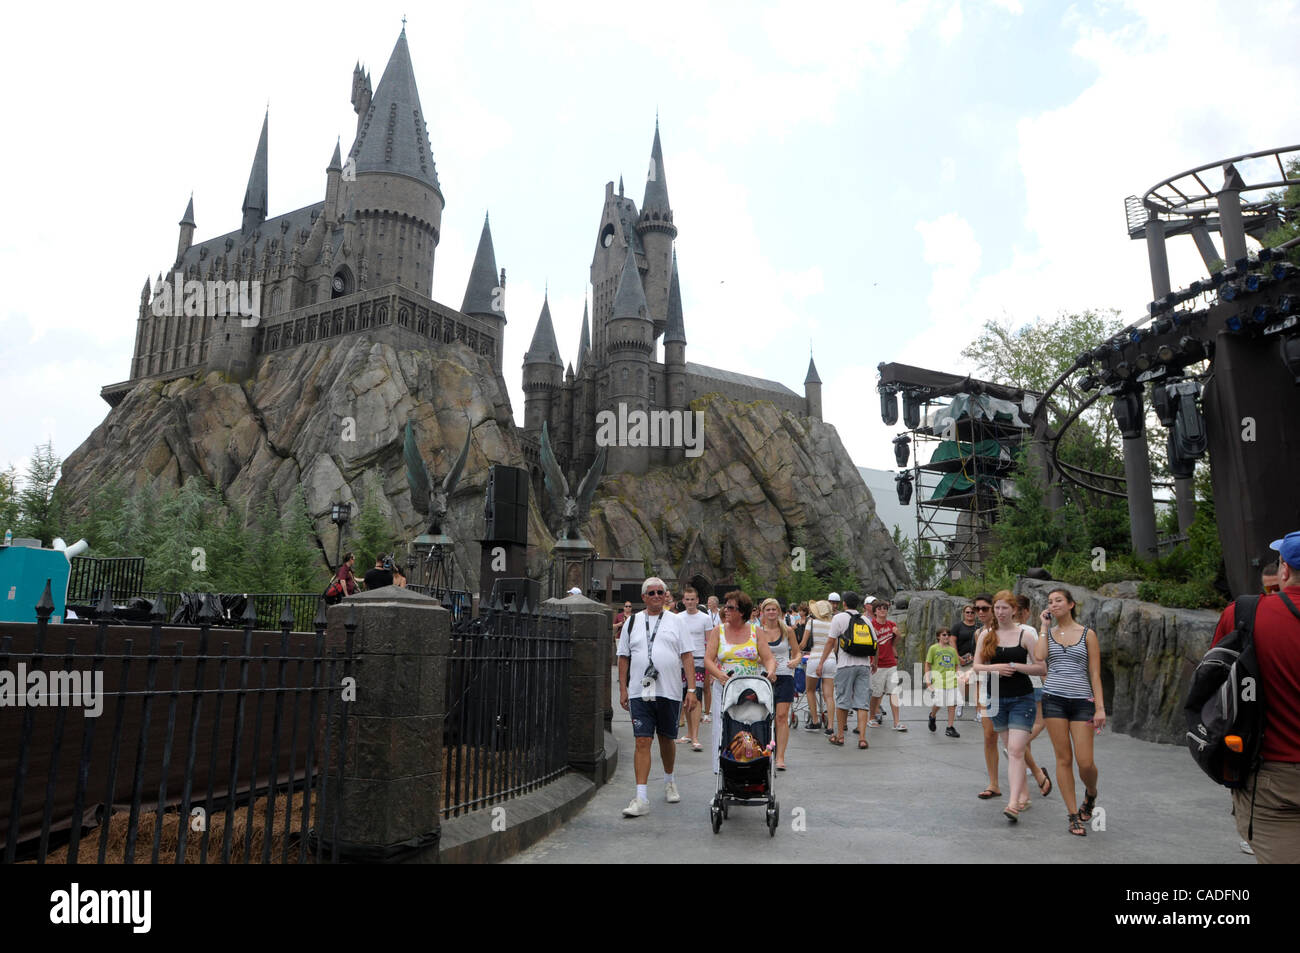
[
  {"xmin": 622, "ymin": 797, "xmax": 650, "ymax": 817},
  {"xmin": 703, "ymin": 714, "xmax": 711, "ymax": 723},
  {"xmin": 665, "ymin": 781, "xmax": 681, "ymax": 803},
  {"xmin": 1239, "ymin": 840, "xmax": 1255, "ymax": 855}
]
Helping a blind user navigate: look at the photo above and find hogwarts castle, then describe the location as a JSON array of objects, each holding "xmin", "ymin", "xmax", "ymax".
[{"xmin": 103, "ymin": 27, "xmax": 824, "ymax": 495}]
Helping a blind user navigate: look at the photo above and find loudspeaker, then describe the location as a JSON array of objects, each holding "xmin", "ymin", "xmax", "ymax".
[
  {"xmin": 490, "ymin": 577, "xmax": 541, "ymax": 610},
  {"xmin": 485, "ymin": 465, "xmax": 529, "ymax": 543},
  {"xmin": 618, "ymin": 583, "xmax": 644, "ymax": 605}
]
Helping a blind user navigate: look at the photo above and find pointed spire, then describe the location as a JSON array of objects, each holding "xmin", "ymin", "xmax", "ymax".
[
  {"xmin": 327, "ymin": 138, "xmax": 342, "ymax": 172},
  {"xmin": 242, "ymin": 110, "xmax": 269, "ymax": 232},
  {"xmin": 141, "ymin": 277, "xmax": 152, "ymax": 302},
  {"xmin": 462, "ymin": 213, "xmax": 503, "ymax": 319},
  {"xmin": 618, "ymin": 175, "xmax": 624, "ymax": 198},
  {"xmin": 350, "ymin": 30, "xmax": 440, "ymax": 192},
  {"xmin": 179, "ymin": 194, "xmax": 195, "ymax": 227},
  {"xmin": 663, "ymin": 252, "xmax": 686, "ymax": 344},
  {"xmin": 805, "ymin": 353, "xmax": 822, "ymax": 385},
  {"xmin": 643, "ymin": 120, "xmax": 671, "ymax": 214},
  {"xmin": 524, "ymin": 295, "xmax": 563, "ymax": 366},
  {"xmin": 612, "ymin": 244, "xmax": 649, "ymax": 321},
  {"xmin": 576, "ymin": 300, "xmax": 591, "ymax": 373}
]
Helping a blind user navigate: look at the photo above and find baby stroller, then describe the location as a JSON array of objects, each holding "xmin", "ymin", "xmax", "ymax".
[{"xmin": 710, "ymin": 675, "xmax": 779, "ymax": 836}]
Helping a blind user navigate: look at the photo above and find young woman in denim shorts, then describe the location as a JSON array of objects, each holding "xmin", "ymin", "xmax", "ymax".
[
  {"xmin": 973, "ymin": 590, "xmax": 1046, "ymax": 823},
  {"xmin": 1034, "ymin": 587, "xmax": 1106, "ymax": 837}
]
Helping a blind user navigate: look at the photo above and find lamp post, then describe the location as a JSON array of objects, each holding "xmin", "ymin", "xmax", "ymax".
[{"xmin": 330, "ymin": 502, "xmax": 352, "ymax": 569}]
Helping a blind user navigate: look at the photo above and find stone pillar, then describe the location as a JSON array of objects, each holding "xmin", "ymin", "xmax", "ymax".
[
  {"xmin": 550, "ymin": 593, "xmax": 610, "ymax": 781},
  {"xmin": 319, "ymin": 587, "xmax": 447, "ymax": 863}
]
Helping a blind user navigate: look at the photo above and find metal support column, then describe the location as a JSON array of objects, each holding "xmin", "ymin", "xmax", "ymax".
[
  {"xmin": 1122, "ymin": 435, "xmax": 1159, "ymax": 560},
  {"xmin": 1174, "ymin": 474, "xmax": 1197, "ymax": 534},
  {"xmin": 1218, "ymin": 163, "xmax": 1248, "ymax": 265},
  {"xmin": 1145, "ymin": 210, "xmax": 1171, "ymax": 298},
  {"xmin": 1189, "ymin": 221, "xmax": 1224, "ymax": 273}
]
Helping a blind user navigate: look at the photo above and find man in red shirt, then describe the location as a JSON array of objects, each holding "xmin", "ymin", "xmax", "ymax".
[
  {"xmin": 867, "ymin": 598, "xmax": 907, "ymax": 731},
  {"xmin": 1212, "ymin": 530, "xmax": 1300, "ymax": 863}
]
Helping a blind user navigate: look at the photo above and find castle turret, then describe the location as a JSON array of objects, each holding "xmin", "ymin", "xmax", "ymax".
[
  {"xmin": 576, "ymin": 300, "xmax": 591, "ymax": 375},
  {"xmin": 351, "ymin": 61, "xmax": 372, "ymax": 139},
  {"xmin": 606, "ymin": 245, "xmax": 654, "ymax": 475},
  {"xmin": 324, "ymin": 140, "xmax": 343, "ymax": 224},
  {"xmin": 346, "ymin": 28, "xmax": 443, "ymax": 296},
  {"xmin": 636, "ymin": 120, "xmax": 677, "ymax": 337},
  {"xmin": 522, "ymin": 295, "xmax": 563, "ymax": 434},
  {"xmin": 241, "ymin": 111, "xmax": 268, "ymax": 235},
  {"xmin": 664, "ymin": 251, "xmax": 686, "ymax": 410},
  {"xmin": 460, "ymin": 212, "xmax": 505, "ymax": 372},
  {"xmin": 177, "ymin": 195, "xmax": 195, "ymax": 264},
  {"xmin": 805, "ymin": 353, "xmax": 823, "ymax": 421}
]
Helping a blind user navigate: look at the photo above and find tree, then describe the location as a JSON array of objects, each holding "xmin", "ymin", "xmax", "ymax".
[
  {"xmin": 0, "ymin": 465, "xmax": 20, "ymax": 537},
  {"xmin": 1259, "ymin": 156, "xmax": 1300, "ymax": 262},
  {"xmin": 17, "ymin": 441, "xmax": 64, "ymax": 545},
  {"xmin": 352, "ymin": 470, "xmax": 402, "ymax": 570}
]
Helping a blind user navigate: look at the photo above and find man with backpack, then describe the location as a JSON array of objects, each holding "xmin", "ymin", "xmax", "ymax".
[
  {"xmin": 816, "ymin": 591, "xmax": 876, "ymax": 749},
  {"xmin": 1207, "ymin": 530, "xmax": 1300, "ymax": 863}
]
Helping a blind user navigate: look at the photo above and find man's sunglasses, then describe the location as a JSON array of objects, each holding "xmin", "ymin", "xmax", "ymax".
[{"xmin": 645, "ymin": 589, "xmax": 666, "ymax": 596}]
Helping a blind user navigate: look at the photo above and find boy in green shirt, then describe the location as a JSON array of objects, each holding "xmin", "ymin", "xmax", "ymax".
[{"xmin": 925, "ymin": 627, "xmax": 961, "ymax": 738}]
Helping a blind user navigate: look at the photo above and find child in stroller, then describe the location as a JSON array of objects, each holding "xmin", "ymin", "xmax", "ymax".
[{"xmin": 710, "ymin": 675, "xmax": 780, "ymax": 835}]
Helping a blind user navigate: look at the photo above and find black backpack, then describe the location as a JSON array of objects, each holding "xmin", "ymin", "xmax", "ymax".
[
  {"xmin": 1184, "ymin": 594, "xmax": 1262, "ymax": 788},
  {"xmin": 838, "ymin": 611, "xmax": 878, "ymax": 658}
]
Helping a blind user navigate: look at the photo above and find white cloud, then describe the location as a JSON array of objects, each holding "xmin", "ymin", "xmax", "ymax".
[{"xmin": 938, "ymin": 2, "xmax": 964, "ymax": 42}]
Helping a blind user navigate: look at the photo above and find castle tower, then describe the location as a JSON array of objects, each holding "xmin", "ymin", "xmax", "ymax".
[
  {"xmin": 241, "ymin": 111, "xmax": 268, "ymax": 235},
  {"xmin": 133, "ymin": 277, "xmax": 151, "ymax": 378},
  {"xmin": 662, "ymin": 252, "xmax": 687, "ymax": 466},
  {"xmin": 590, "ymin": 180, "xmax": 637, "ymax": 367},
  {"xmin": 576, "ymin": 300, "xmax": 590, "ymax": 375},
  {"xmin": 351, "ymin": 62, "xmax": 372, "ymax": 138},
  {"xmin": 346, "ymin": 28, "xmax": 444, "ymax": 296},
  {"xmin": 606, "ymin": 245, "xmax": 654, "ymax": 475},
  {"xmin": 635, "ymin": 120, "xmax": 677, "ymax": 339},
  {"xmin": 460, "ymin": 212, "xmax": 506, "ymax": 373},
  {"xmin": 324, "ymin": 140, "xmax": 343, "ymax": 224},
  {"xmin": 522, "ymin": 295, "xmax": 563, "ymax": 434},
  {"xmin": 805, "ymin": 354, "xmax": 823, "ymax": 421},
  {"xmin": 177, "ymin": 195, "xmax": 195, "ymax": 264}
]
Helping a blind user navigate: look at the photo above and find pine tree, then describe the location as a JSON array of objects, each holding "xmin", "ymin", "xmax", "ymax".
[{"xmin": 17, "ymin": 441, "xmax": 63, "ymax": 545}]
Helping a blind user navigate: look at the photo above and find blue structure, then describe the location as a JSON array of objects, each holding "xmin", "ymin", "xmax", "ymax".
[{"xmin": 0, "ymin": 543, "xmax": 71, "ymax": 624}]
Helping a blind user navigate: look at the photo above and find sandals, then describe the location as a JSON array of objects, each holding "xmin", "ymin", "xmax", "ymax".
[
  {"xmin": 1068, "ymin": 813, "xmax": 1087, "ymax": 836},
  {"xmin": 1003, "ymin": 805, "xmax": 1020, "ymax": 823},
  {"xmin": 1018, "ymin": 798, "xmax": 1032, "ymax": 812},
  {"xmin": 691, "ymin": 740, "xmax": 703, "ymax": 752},
  {"xmin": 1079, "ymin": 790, "xmax": 1098, "ymax": 822},
  {"xmin": 977, "ymin": 787, "xmax": 1001, "ymax": 799},
  {"xmin": 1038, "ymin": 770, "xmax": 1053, "ymax": 797},
  {"xmin": 828, "ymin": 735, "xmax": 845, "ymax": 746},
  {"xmin": 858, "ymin": 739, "xmax": 869, "ymax": 749}
]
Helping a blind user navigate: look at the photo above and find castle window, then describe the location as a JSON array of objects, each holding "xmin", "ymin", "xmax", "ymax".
[{"xmin": 649, "ymin": 378, "xmax": 656, "ymax": 402}]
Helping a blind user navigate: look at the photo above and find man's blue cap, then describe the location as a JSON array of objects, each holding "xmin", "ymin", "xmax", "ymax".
[{"xmin": 1269, "ymin": 531, "xmax": 1300, "ymax": 568}]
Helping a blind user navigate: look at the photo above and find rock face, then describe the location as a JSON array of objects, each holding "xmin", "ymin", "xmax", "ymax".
[
  {"xmin": 61, "ymin": 340, "xmax": 907, "ymax": 596},
  {"xmin": 889, "ymin": 579, "xmax": 1221, "ymax": 743}
]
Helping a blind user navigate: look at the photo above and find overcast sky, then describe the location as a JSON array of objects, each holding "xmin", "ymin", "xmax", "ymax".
[{"xmin": 2, "ymin": 0, "xmax": 1297, "ymax": 490}]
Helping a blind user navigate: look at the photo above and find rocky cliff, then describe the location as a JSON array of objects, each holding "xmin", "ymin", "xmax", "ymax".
[
  {"xmin": 890, "ymin": 579, "xmax": 1221, "ymax": 742},
  {"xmin": 61, "ymin": 338, "xmax": 906, "ymax": 594}
]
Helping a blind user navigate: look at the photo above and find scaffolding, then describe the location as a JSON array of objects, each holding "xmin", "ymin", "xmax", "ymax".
[{"xmin": 908, "ymin": 392, "xmax": 1031, "ymax": 580}]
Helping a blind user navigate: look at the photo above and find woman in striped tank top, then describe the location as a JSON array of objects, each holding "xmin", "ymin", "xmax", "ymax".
[{"xmin": 1034, "ymin": 587, "xmax": 1106, "ymax": 837}]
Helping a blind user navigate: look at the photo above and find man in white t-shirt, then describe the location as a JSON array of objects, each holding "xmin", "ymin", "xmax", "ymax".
[
  {"xmin": 618, "ymin": 576, "xmax": 698, "ymax": 817},
  {"xmin": 817, "ymin": 591, "xmax": 873, "ymax": 749},
  {"xmin": 677, "ymin": 586, "xmax": 715, "ymax": 752}
]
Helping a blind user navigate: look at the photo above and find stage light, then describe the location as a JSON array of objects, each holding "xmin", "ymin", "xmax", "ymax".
[
  {"xmin": 1226, "ymin": 314, "xmax": 1245, "ymax": 332},
  {"xmin": 1114, "ymin": 361, "xmax": 1132, "ymax": 379},
  {"xmin": 1251, "ymin": 304, "xmax": 1271, "ymax": 324},
  {"xmin": 1178, "ymin": 336, "xmax": 1207, "ymax": 362},
  {"xmin": 1151, "ymin": 382, "xmax": 1176, "ymax": 426},
  {"xmin": 1208, "ymin": 271, "xmax": 1226, "ymax": 287},
  {"xmin": 1279, "ymin": 295, "xmax": 1294, "ymax": 314},
  {"xmin": 902, "ymin": 392, "xmax": 922, "ymax": 430},
  {"xmin": 1152, "ymin": 317, "xmax": 1174, "ymax": 335},
  {"xmin": 1263, "ymin": 315, "xmax": 1298, "ymax": 336},
  {"xmin": 1078, "ymin": 374, "xmax": 1100, "ymax": 391},
  {"xmin": 895, "ymin": 472, "xmax": 914, "ymax": 506},
  {"xmin": 1259, "ymin": 248, "xmax": 1276, "ymax": 263},
  {"xmin": 1272, "ymin": 262, "xmax": 1296, "ymax": 281},
  {"xmin": 1233, "ymin": 256, "xmax": 1250, "ymax": 271},
  {"xmin": 1167, "ymin": 431, "xmax": 1195, "ymax": 479},
  {"xmin": 879, "ymin": 387, "xmax": 899, "ymax": 426},
  {"xmin": 1222, "ymin": 282, "xmax": 1240, "ymax": 302},
  {"xmin": 893, "ymin": 433, "xmax": 911, "ymax": 467},
  {"xmin": 1129, "ymin": 329, "xmax": 1146, "ymax": 344},
  {"xmin": 1112, "ymin": 388, "xmax": 1144, "ymax": 439},
  {"xmin": 1135, "ymin": 353, "xmax": 1152, "ymax": 371},
  {"xmin": 1169, "ymin": 381, "xmax": 1207, "ymax": 459},
  {"xmin": 1245, "ymin": 273, "xmax": 1270, "ymax": 293},
  {"xmin": 1188, "ymin": 279, "xmax": 1204, "ymax": 295}
]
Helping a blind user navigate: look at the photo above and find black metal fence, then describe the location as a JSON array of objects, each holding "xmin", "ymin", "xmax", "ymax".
[
  {"xmin": 65, "ymin": 591, "xmax": 325, "ymax": 634},
  {"xmin": 405, "ymin": 585, "xmax": 473, "ymax": 622},
  {"xmin": 67, "ymin": 556, "xmax": 146, "ymax": 604},
  {"xmin": 442, "ymin": 598, "xmax": 572, "ymax": 819},
  {"xmin": 0, "ymin": 586, "xmax": 356, "ymax": 864}
]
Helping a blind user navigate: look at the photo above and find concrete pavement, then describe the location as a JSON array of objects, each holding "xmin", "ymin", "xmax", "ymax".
[{"xmin": 510, "ymin": 681, "xmax": 1251, "ymax": 864}]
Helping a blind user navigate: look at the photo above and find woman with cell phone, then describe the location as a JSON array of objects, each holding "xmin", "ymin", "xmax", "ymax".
[{"xmin": 1033, "ymin": 587, "xmax": 1106, "ymax": 837}]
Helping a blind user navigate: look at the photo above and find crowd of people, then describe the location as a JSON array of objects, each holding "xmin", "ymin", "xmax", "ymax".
[{"xmin": 612, "ymin": 575, "xmax": 1110, "ymax": 838}]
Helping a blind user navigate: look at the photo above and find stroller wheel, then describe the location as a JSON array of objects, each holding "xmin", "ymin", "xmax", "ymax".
[
  {"xmin": 766, "ymin": 802, "xmax": 779, "ymax": 836},
  {"xmin": 789, "ymin": 712, "xmax": 799, "ymax": 729},
  {"xmin": 710, "ymin": 805, "xmax": 722, "ymax": 834}
]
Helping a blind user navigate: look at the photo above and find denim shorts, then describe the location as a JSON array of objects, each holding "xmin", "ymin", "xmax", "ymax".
[
  {"xmin": 629, "ymin": 696, "xmax": 682, "ymax": 739},
  {"xmin": 1042, "ymin": 692, "xmax": 1095, "ymax": 722},
  {"xmin": 988, "ymin": 692, "xmax": 1037, "ymax": 733}
]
